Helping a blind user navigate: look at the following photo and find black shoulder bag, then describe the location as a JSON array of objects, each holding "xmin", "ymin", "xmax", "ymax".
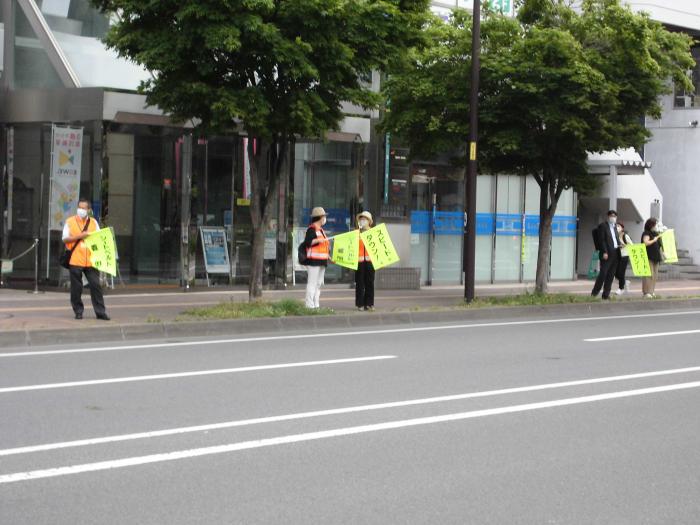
[{"xmin": 59, "ymin": 218, "xmax": 90, "ymax": 269}]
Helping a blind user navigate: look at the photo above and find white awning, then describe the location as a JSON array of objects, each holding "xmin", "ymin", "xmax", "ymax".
[{"xmin": 587, "ymin": 148, "xmax": 652, "ymax": 174}]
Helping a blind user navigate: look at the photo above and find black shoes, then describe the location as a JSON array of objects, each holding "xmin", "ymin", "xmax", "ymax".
[
  {"xmin": 96, "ymin": 314, "xmax": 111, "ymax": 321},
  {"xmin": 75, "ymin": 313, "xmax": 83, "ymax": 320}
]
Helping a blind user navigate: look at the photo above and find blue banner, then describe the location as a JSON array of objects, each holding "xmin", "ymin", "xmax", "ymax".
[{"xmin": 410, "ymin": 211, "xmax": 576, "ymax": 238}]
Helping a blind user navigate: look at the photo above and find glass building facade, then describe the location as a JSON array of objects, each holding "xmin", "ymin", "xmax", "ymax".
[{"xmin": 0, "ymin": 0, "xmax": 578, "ymax": 289}]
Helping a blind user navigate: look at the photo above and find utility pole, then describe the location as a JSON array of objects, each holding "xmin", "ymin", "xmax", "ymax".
[{"xmin": 464, "ymin": 0, "xmax": 481, "ymax": 303}]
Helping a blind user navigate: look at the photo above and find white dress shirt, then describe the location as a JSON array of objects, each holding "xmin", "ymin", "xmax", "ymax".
[{"xmin": 609, "ymin": 222, "xmax": 619, "ymax": 249}]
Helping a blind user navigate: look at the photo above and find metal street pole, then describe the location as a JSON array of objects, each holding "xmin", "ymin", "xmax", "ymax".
[{"xmin": 464, "ymin": 0, "xmax": 481, "ymax": 303}]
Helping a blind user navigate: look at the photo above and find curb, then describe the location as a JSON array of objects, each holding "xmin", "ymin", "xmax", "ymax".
[{"xmin": 3, "ymin": 298, "xmax": 700, "ymax": 349}]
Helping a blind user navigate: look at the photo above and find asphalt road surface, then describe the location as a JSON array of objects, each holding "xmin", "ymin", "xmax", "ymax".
[{"xmin": 2, "ymin": 309, "xmax": 700, "ymax": 524}]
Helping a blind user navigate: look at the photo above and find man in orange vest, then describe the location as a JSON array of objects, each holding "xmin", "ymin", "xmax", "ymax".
[{"xmin": 62, "ymin": 198, "xmax": 110, "ymax": 320}]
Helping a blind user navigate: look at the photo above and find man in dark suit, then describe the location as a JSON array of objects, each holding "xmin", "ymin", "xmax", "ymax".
[{"xmin": 591, "ymin": 210, "xmax": 621, "ymax": 300}]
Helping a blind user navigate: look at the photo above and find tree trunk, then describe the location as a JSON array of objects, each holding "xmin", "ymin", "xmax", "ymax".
[
  {"xmin": 247, "ymin": 137, "xmax": 286, "ymax": 301},
  {"xmin": 249, "ymin": 222, "xmax": 266, "ymax": 299},
  {"xmin": 535, "ymin": 207, "xmax": 554, "ymax": 294},
  {"xmin": 534, "ymin": 174, "xmax": 563, "ymax": 294}
]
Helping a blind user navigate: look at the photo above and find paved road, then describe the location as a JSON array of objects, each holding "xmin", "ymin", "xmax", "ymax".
[{"xmin": 2, "ymin": 308, "xmax": 700, "ymax": 523}]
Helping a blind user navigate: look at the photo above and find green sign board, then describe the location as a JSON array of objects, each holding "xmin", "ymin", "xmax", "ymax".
[{"xmin": 487, "ymin": 0, "xmax": 514, "ymax": 15}]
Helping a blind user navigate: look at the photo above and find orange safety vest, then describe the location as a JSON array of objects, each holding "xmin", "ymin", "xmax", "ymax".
[
  {"xmin": 358, "ymin": 235, "xmax": 371, "ymax": 263},
  {"xmin": 64, "ymin": 215, "xmax": 99, "ymax": 267},
  {"xmin": 306, "ymin": 224, "xmax": 330, "ymax": 260}
]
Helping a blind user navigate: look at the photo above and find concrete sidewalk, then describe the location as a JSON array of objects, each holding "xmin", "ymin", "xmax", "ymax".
[{"xmin": 2, "ymin": 279, "xmax": 700, "ymax": 347}]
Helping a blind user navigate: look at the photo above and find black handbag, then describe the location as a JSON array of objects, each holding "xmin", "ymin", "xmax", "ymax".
[{"xmin": 59, "ymin": 218, "xmax": 90, "ymax": 269}]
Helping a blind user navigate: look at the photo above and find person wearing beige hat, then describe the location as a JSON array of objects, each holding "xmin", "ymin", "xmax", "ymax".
[
  {"xmin": 355, "ymin": 211, "xmax": 375, "ymax": 311},
  {"xmin": 302, "ymin": 206, "xmax": 330, "ymax": 308}
]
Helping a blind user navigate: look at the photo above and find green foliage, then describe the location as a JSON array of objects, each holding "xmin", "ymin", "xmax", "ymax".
[
  {"xmin": 179, "ymin": 299, "xmax": 334, "ymax": 319},
  {"xmin": 462, "ymin": 292, "xmax": 599, "ymax": 308},
  {"xmin": 381, "ymin": 0, "xmax": 693, "ymax": 291},
  {"xmin": 383, "ymin": 0, "xmax": 693, "ymax": 186},
  {"xmin": 91, "ymin": 0, "xmax": 430, "ymax": 140}
]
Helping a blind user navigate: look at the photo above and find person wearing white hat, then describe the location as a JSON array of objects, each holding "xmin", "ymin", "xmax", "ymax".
[
  {"xmin": 355, "ymin": 211, "xmax": 376, "ymax": 311},
  {"xmin": 302, "ymin": 206, "xmax": 330, "ymax": 308}
]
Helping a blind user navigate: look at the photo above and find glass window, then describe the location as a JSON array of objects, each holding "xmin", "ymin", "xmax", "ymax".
[
  {"xmin": 14, "ymin": 2, "xmax": 64, "ymax": 88},
  {"xmin": 475, "ymin": 175, "xmax": 494, "ymax": 282},
  {"xmin": 1, "ymin": 7, "xmax": 4, "ymax": 75},
  {"xmin": 522, "ymin": 176, "xmax": 540, "ymax": 281},
  {"xmin": 494, "ymin": 175, "xmax": 522, "ymax": 281},
  {"xmin": 293, "ymin": 141, "xmax": 360, "ymax": 283},
  {"xmin": 104, "ymin": 126, "xmax": 183, "ymax": 283},
  {"xmin": 674, "ymin": 47, "xmax": 700, "ymax": 109},
  {"xmin": 26, "ymin": 0, "xmax": 150, "ymax": 89},
  {"xmin": 551, "ymin": 188, "xmax": 576, "ymax": 280}
]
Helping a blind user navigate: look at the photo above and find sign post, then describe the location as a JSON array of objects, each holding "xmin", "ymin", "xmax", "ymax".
[{"xmin": 199, "ymin": 226, "xmax": 231, "ymax": 286}]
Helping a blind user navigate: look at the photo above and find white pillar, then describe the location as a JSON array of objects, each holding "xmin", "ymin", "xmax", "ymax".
[{"xmin": 609, "ymin": 164, "xmax": 617, "ymax": 212}]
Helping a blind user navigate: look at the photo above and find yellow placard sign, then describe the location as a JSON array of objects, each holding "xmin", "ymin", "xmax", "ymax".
[
  {"xmin": 360, "ymin": 223, "xmax": 400, "ymax": 270},
  {"xmin": 469, "ymin": 142, "xmax": 477, "ymax": 161},
  {"xmin": 661, "ymin": 229, "xmax": 678, "ymax": 263},
  {"xmin": 85, "ymin": 227, "xmax": 117, "ymax": 276},
  {"xmin": 628, "ymin": 243, "xmax": 651, "ymax": 277},
  {"xmin": 331, "ymin": 230, "xmax": 359, "ymax": 270}
]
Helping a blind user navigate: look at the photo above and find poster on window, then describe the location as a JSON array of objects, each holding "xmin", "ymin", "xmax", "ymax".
[{"xmin": 49, "ymin": 126, "xmax": 83, "ymax": 231}]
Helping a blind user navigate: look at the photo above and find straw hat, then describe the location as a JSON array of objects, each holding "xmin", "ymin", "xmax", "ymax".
[
  {"xmin": 310, "ymin": 207, "xmax": 327, "ymax": 218},
  {"xmin": 356, "ymin": 211, "xmax": 373, "ymax": 226}
]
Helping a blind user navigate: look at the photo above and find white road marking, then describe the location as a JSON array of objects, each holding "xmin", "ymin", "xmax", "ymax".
[
  {"xmin": 2, "ymin": 380, "xmax": 700, "ymax": 484},
  {"xmin": 2, "ymin": 309, "xmax": 700, "ymax": 358},
  {"xmin": 585, "ymin": 329, "xmax": 700, "ymax": 342},
  {"xmin": 3, "ymin": 364, "xmax": 700, "ymax": 457},
  {"xmin": 0, "ymin": 355, "xmax": 396, "ymax": 394}
]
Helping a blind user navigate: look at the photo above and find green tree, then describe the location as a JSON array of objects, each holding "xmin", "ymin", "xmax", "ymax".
[
  {"xmin": 92, "ymin": 0, "xmax": 429, "ymax": 299},
  {"xmin": 381, "ymin": 0, "xmax": 693, "ymax": 293}
]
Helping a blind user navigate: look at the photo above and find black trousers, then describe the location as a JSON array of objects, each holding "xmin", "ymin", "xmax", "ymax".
[
  {"xmin": 616, "ymin": 256, "xmax": 629, "ymax": 290},
  {"xmin": 591, "ymin": 249, "xmax": 620, "ymax": 299},
  {"xmin": 355, "ymin": 261, "xmax": 375, "ymax": 308},
  {"xmin": 69, "ymin": 266, "xmax": 107, "ymax": 317}
]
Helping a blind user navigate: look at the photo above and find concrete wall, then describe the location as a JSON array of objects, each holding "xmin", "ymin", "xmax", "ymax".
[
  {"xmin": 645, "ymin": 94, "xmax": 700, "ymax": 262},
  {"xmin": 626, "ymin": 1, "xmax": 700, "ymax": 32}
]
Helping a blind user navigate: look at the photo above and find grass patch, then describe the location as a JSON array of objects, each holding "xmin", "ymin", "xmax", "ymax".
[
  {"xmin": 462, "ymin": 292, "xmax": 598, "ymax": 308},
  {"xmin": 179, "ymin": 299, "xmax": 334, "ymax": 320}
]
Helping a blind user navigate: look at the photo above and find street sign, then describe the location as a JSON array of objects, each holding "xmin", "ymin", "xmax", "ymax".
[{"xmin": 486, "ymin": 0, "xmax": 514, "ymax": 16}]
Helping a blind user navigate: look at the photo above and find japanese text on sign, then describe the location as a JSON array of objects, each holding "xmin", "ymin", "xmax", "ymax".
[
  {"xmin": 86, "ymin": 227, "xmax": 117, "ymax": 276},
  {"xmin": 360, "ymin": 224, "xmax": 400, "ymax": 270},
  {"xmin": 331, "ymin": 230, "xmax": 359, "ymax": 270},
  {"xmin": 628, "ymin": 243, "xmax": 651, "ymax": 277}
]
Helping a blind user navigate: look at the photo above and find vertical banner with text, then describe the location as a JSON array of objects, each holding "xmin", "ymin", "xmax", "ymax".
[
  {"xmin": 49, "ymin": 126, "xmax": 83, "ymax": 231},
  {"xmin": 85, "ymin": 227, "xmax": 117, "ymax": 276},
  {"xmin": 360, "ymin": 224, "xmax": 400, "ymax": 270},
  {"xmin": 628, "ymin": 244, "xmax": 652, "ymax": 277},
  {"xmin": 332, "ymin": 230, "xmax": 360, "ymax": 270},
  {"xmin": 661, "ymin": 229, "xmax": 679, "ymax": 263}
]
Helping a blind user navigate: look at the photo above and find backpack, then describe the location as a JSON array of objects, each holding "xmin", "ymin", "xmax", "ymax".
[{"xmin": 297, "ymin": 241, "xmax": 308, "ymax": 265}]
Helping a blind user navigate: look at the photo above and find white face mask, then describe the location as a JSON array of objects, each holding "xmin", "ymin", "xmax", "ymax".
[
  {"xmin": 616, "ymin": 226, "xmax": 622, "ymax": 233},
  {"xmin": 358, "ymin": 219, "xmax": 368, "ymax": 228},
  {"xmin": 77, "ymin": 208, "xmax": 89, "ymax": 219},
  {"xmin": 608, "ymin": 217, "xmax": 617, "ymax": 225},
  {"xmin": 320, "ymin": 217, "xmax": 327, "ymax": 226}
]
